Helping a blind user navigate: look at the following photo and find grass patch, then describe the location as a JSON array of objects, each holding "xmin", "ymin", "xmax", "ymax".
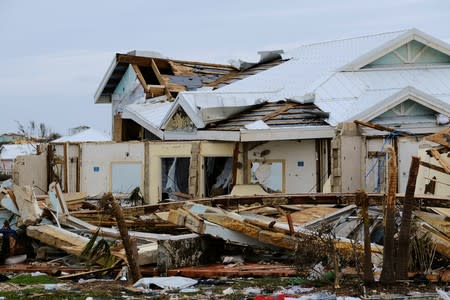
[
  {"xmin": 0, "ymin": 289, "xmax": 121, "ymax": 300},
  {"xmin": 9, "ymin": 274, "xmax": 59, "ymax": 285}
]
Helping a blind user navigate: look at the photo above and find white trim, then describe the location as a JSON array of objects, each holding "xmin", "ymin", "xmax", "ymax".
[
  {"xmin": 94, "ymin": 56, "xmax": 118, "ymax": 104},
  {"xmin": 122, "ymin": 109, "xmax": 164, "ymax": 139},
  {"xmin": 160, "ymin": 95, "xmax": 205, "ymax": 130},
  {"xmin": 163, "ymin": 130, "xmax": 240, "ymax": 141},
  {"xmin": 360, "ymin": 125, "xmax": 447, "ymax": 136},
  {"xmin": 340, "ymin": 29, "xmax": 450, "ymax": 71},
  {"xmin": 350, "ymin": 86, "xmax": 450, "ymax": 122},
  {"xmin": 240, "ymin": 126, "xmax": 334, "ymax": 142}
]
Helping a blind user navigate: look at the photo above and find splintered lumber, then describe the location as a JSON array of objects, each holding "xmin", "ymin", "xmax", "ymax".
[
  {"xmin": 397, "ymin": 156, "xmax": 421, "ymax": 280},
  {"xmin": 26, "ymin": 224, "xmax": 157, "ymax": 265},
  {"xmin": 13, "ymin": 184, "xmax": 42, "ymax": 225},
  {"xmin": 278, "ymin": 206, "xmax": 338, "ymax": 224},
  {"xmin": 381, "ymin": 146, "xmax": 397, "ymax": 284},
  {"xmin": 61, "ymin": 215, "xmax": 197, "ymax": 243},
  {"xmin": 196, "ymin": 208, "xmax": 383, "ymax": 255},
  {"xmin": 27, "ymin": 225, "xmax": 90, "ymax": 257},
  {"xmin": 415, "ymin": 221, "xmax": 450, "ymax": 259},
  {"xmin": 358, "ymin": 190, "xmax": 374, "ymax": 283},
  {"xmin": 102, "ymin": 193, "xmax": 141, "ymax": 282},
  {"xmin": 424, "ymin": 128, "xmax": 450, "ymax": 148},
  {"xmin": 160, "ymin": 208, "xmax": 268, "ymax": 248},
  {"xmin": 354, "ymin": 120, "xmax": 411, "ymax": 137},
  {"xmin": 430, "ymin": 148, "xmax": 450, "ymax": 174},
  {"xmin": 414, "ymin": 211, "xmax": 450, "ymax": 237}
]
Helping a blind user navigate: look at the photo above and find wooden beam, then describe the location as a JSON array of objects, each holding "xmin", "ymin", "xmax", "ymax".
[
  {"xmin": 424, "ymin": 128, "xmax": 450, "ymax": 148},
  {"xmin": 261, "ymin": 103, "xmax": 297, "ymax": 121},
  {"xmin": 131, "ymin": 64, "xmax": 148, "ymax": 93},
  {"xmin": 151, "ymin": 59, "xmax": 172, "ymax": 100},
  {"xmin": 396, "ymin": 156, "xmax": 421, "ymax": 280},
  {"xmin": 63, "ymin": 143, "xmax": 69, "ymax": 192},
  {"xmin": 430, "ymin": 148, "xmax": 450, "ymax": 174},
  {"xmin": 420, "ymin": 161, "xmax": 448, "ymax": 174},
  {"xmin": 354, "ymin": 120, "xmax": 411, "ymax": 137}
]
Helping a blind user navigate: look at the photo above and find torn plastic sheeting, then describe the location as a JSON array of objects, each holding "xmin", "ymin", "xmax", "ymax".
[
  {"xmin": 244, "ymin": 120, "xmax": 270, "ymax": 130},
  {"xmin": 210, "ymin": 157, "xmax": 232, "ymax": 191},
  {"xmin": 133, "ymin": 276, "xmax": 197, "ymax": 290}
]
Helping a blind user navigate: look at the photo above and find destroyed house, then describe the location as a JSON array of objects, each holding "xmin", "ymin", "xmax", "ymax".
[{"xmin": 20, "ymin": 29, "xmax": 450, "ymax": 203}]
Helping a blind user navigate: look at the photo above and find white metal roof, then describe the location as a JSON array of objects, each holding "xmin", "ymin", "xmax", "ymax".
[
  {"xmin": 122, "ymin": 102, "xmax": 173, "ymax": 139},
  {"xmin": 0, "ymin": 144, "xmax": 36, "ymax": 160},
  {"xmin": 111, "ymin": 29, "xmax": 450, "ymax": 140},
  {"xmin": 52, "ymin": 128, "xmax": 111, "ymax": 142},
  {"xmin": 314, "ymin": 68, "xmax": 450, "ymax": 125}
]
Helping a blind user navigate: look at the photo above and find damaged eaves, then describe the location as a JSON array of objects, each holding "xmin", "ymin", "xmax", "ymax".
[
  {"xmin": 95, "ymin": 52, "xmax": 287, "ymax": 104},
  {"xmin": 207, "ymin": 101, "xmax": 330, "ymax": 131}
]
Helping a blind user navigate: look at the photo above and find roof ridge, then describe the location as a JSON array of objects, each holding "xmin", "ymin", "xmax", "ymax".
[{"xmin": 292, "ymin": 29, "xmax": 410, "ymax": 49}]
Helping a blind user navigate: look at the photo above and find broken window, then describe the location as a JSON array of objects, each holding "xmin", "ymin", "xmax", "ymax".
[
  {"xmin": 250, "ymin": 161, "xmax": 284, "ymax": 193},
  {"xmin": 111, "ymin": 162, "xmax": 142, "ymax": 194},
  {"xmin": 204, "ymin": 157, "xmax": 232, "ymax": 197},
  {"xmin": 161, "ymin": 157, "xmax": 190, "ymax": 200}
]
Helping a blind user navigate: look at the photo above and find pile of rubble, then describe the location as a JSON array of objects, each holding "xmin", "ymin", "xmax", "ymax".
[{"xmin": 0, "ymin": 175, "xmax": 448, "ymax": 298}]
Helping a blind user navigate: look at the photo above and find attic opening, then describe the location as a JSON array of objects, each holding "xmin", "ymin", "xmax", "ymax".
[
  {"xmin": 161, "ymin": 157, "xmax": 190, "ymax": 201},
  {"xmin": 204, "ymin": 157, "xmax": 233, "ymax": 197},
  {"xmin": 364, "ymin": 40, "xmax": 450, "ymax": 68},
  {"xmin": 165, "ymin": 107, "xmax": 196, "ymax": 132}
]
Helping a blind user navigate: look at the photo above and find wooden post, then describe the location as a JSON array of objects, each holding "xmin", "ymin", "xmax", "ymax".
[
  {"xmin": 358, "ymin": 190, "xmax": 374, "ymax": 284},
  {"xmin": 103, "ymin": 193, "xmax": 142, "ymax": 283},
  {"xmin": 396, "ymin": 156, "xmax": 421, "ymax": 280},
  {"xmin": 63, "ymin": 142, "xmax": 69, "ymax": 192},
  {"xmin": 380, "ymin": 146, "xmax": 397, "ymax": 284}
]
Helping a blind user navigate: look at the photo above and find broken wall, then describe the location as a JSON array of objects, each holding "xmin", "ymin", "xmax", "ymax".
[
  {"xmin": 52, "ymin": 143, "xmax": 81, "ymax": 193},
  {"xmin": 12, "ymin": 150, "xmax": 47, "ymax": 195},
  {"xmin": 331, "ymin": 122, "xmax": 362, "ymax": 193},
  {"xmin": 247, "ymin": 140, "xmax": 319, "ymax": 193},
  {"xmin": 416, "ymin": 140, "xmax": 450, "ymax": 196},
  {"xmin": 79, "ymin": 142, "xmax": 145, "ymax": 197}
]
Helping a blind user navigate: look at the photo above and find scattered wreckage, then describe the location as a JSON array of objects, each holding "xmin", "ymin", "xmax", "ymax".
[
  {"xmin": 0, "ymin": 129, "xmax": 448, "ymax": 297},
  {"xmin": 0, "ymin": 181, "xmax": 448, "ymax": 283}
]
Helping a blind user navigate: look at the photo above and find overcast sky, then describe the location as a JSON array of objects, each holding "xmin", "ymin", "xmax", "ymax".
[{"xmin": 0, "ymin": 0, "xmax": 449, "ymax": 136}]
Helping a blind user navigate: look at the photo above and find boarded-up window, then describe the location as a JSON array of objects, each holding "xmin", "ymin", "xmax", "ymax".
[
  {"xmin": 111, "ymin": 162, "xmax": 142, "ymax": 193},
  {"xmin": 204, "ymin": 157, "xmax": 232, "ymax": 197},
  {"xmin": 161, "ymin": 157, "xmax": 190, "ymax": 200},
  {"xmin": 250, "ymin": 161, "xmax": 284, "ymax": 193}
]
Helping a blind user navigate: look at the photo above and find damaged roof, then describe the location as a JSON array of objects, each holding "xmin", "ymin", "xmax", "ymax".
[
  {"xmin": 96, "ymin": 28, "xmax": 450, "ymax": 141},
  {"xmin": 207, "ymin": 101, "xmax": 329, "ymax": 131},
  {"xmin": 94, "ymin": 51, "xmax": 285, "ymax": 104}
]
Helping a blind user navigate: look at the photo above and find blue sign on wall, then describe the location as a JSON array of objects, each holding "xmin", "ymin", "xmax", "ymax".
[
  {"xmin": 297, "ymin": 161, "xmax": 304, "ymax": 167},
  {"xmin": 93, "ymin": 166, "xmax": 100, "ymax": 172}
]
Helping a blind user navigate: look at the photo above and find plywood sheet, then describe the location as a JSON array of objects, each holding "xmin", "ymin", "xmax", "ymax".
[{"xmin": 278, "ymin": 206, "xmax": 338, "ymax": 224}]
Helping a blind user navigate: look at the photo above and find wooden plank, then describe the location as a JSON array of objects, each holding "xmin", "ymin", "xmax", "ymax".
[
  {"xmin": 420, "ymin": 160, "xmax": 449, "ymax": 174},
  {"xmin": 131, "ymin": 64, "xmax": 148, "ymax": 92},
  {"xmin": 151, "ymin": 59, "xmax": 171, "ymax": 100},
  {"xmin": 354, "ymin": 120, "xmax": 411, "ymax": 137},
  {"xmin": 397, "ymin": 156, "xmax": 421, "ymax": 280},
  {"xmin": 424, "ymin": 128, "xmax": 450, "ymax": 148},
  {"xmin": 188, "ymin": 142, "xmax": 200, "ymax": 197},
  {"xmin": 261, "ymin": 103, "xmax": 297, "ymax": 121},
  {"xmin": 430, "ymin": 148, "xmax": 450, "ymax": 174}
]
